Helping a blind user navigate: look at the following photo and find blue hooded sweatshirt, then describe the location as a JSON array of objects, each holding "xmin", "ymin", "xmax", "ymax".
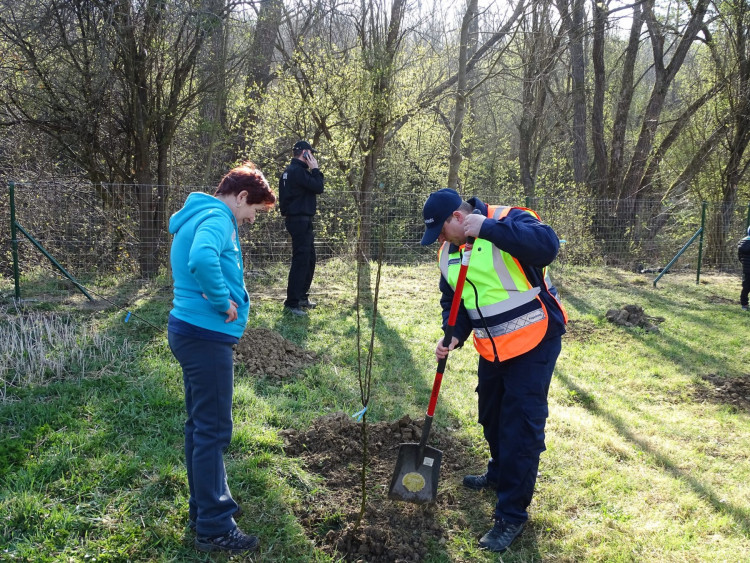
[{"xmin": 169, "ymin": 192, "xmax": 249, "ymax": 338}]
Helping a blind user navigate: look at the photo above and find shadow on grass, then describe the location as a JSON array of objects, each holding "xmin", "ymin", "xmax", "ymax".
[
  {"xmin": 563, "ymin": 268, "xmax": 745, "ymax": 377},
  {"xmin": 556, "ymin": 370, "xmax": 750, "ymax": 535}
]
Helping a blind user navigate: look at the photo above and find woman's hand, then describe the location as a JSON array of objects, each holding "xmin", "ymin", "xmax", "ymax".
[
  {"xmin": 224, "ymin": 300, "xmax": 238, "ymax": 323},
  {"xmin": 435, "ymin": 336, "xmax": 459, "ymax": 361},
  {"xmin": 203, "ymin": 293, "xmax": 239, "ymax": 323}
]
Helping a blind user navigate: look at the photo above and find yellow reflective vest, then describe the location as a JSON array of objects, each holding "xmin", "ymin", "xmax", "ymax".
[{"xmin": 438, "ymin": 205, "xmax": 567, "ymax": 362}]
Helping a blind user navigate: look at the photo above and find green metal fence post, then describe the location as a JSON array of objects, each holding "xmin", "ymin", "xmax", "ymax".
[
  {"xmin": 9, "ymin": 182, "xmax": 21, "ymax": 300},
  {"xmin": 696, "ymin": 201, "xmax": 706, "ymax": 285},
  {"xmin": 13, "ymin": 223, "xmax": 94, "ymax": 301},
  {"xmin": 8, "ymin": 181, "xmax": 93, "ymax": 301}
]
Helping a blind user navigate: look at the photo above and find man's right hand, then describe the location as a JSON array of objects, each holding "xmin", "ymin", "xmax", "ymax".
[
  {"xmin": 304, "ymin": 152, "xmax": 319, "ymax": 169},
  {"xmin": 435, "ymin": 336, "xmax": 459, "ymax": 361}
]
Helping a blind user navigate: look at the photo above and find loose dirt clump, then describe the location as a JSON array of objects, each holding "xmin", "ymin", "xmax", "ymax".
[
  {"xmin": 695, "ymin": 374, "xmax": 750, "ymax": 411},
  {"xmin": 281, "ymin": 412, "xmax": 479, "ymax": 562},
  {"xmin": 605, "ymin": 304, "xmax": 664, "ymax": 332},
  {"xmin": 234, "ymin": 328, "xmax": 317, "ymax": 380}
]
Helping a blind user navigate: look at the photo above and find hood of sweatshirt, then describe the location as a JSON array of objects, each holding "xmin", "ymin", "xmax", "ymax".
[{"xmin": 169, "ymin": 192, "xmax": 233, "ymax": 234}]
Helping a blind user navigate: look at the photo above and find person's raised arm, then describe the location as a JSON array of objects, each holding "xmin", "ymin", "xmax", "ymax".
[{"xmin": 477, "ymin": 210, "xmax": 559, "ymax": 267}]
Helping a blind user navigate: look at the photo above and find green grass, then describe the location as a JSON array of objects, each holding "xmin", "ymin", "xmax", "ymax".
[{"xmin": 1, "ymin": 263, "xmax": 749, "ymax": 561}]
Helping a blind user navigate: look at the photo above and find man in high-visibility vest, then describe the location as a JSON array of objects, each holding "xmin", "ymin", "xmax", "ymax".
[{"xmin": 420, "ymin": 188, "xmax": 567, "ymax": 552}]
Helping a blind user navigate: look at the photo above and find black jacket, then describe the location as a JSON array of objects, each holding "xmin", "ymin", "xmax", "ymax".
[
  {"xmin": 739, "ymin": 236, "xmax": 750, "ymax": 272},
  {"xmin": 278, "ymin": 158, "xmax": 325, "ymax": 217}
]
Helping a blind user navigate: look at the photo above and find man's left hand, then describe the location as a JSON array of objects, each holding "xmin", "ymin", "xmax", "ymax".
[{"xmin": 463, "ymin": 213, "xmax": 485, "ymax": 239}]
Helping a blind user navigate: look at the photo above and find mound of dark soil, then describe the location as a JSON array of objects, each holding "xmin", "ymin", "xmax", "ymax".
[
  {"xmin": 696, "ymin": 374, "xmax": 750, "ymax": 411},
  {"xmin": 281, "ymin": 412, "xmax": 480, "ymax": 562},
  {"xmin": 234, "ymin": 328, "xmax": 317, "ymax": 380},
  {"xmin": 606, "ymin": 304, "xmax": 664, "ymax": 332}
]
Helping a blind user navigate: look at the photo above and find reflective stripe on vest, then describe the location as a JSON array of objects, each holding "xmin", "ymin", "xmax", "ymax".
[
  {"xmin": 438, "ymin": 204, "xmax": 549, "ymax": 362},
  {"xmin": 439, "ymin": 206, "xmax": 540, "ymax": 320},
  {"xmin": 473, "ymin": 308, "xmax": 547, "ymax": 338}
]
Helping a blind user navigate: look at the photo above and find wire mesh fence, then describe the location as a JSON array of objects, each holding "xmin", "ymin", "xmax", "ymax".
[{"xmin": 3, "ymin": 181, "xmax": 749, "ymax": 302}]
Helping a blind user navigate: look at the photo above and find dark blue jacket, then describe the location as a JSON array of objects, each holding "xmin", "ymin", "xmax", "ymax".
[
  {"xmin": 279, "ymin": 158, "xmax": 325, "ymax": 217},
  {"xmin": 439, "ymin": 197, "xmax": 567, "ymax": 350},
  {"xmin": 739, "ymin": 236, "xmax": 750, "ymax": 273}
]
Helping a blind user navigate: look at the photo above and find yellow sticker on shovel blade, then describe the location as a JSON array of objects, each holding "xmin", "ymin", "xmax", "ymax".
[{"xmin": 402, "ymin": 472, "xmax": 426, "ymax": 492}]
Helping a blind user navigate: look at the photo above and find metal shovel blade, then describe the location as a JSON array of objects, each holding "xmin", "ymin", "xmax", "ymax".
[{"xmin": 388, "ymin": 442, "xmax": 443, "ymax": 504}]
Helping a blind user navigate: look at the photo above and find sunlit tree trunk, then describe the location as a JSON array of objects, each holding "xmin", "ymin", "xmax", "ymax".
[
  {"xmin": 556, "ymin": 0, "xmax": 587, "ymax": 185},
  {"xmin": 447, "ymin": 0, "xmax": 478, "ymax": 190}
]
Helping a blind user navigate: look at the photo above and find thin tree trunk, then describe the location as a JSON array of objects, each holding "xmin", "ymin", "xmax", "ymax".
[
  {"xmin": 590, "ymin": 0, "xmax": 607, "ymax": 195},
  {"xmin": 557, "ymin": 0, "xmax": 588, "ymax": 184},
  {"xmin": 605, "ymin": 2, "xmax": 644, "ymax": 198},
  {"xmin": 447, "ymin": 0, "xmax": 478, "ymax": 190}
]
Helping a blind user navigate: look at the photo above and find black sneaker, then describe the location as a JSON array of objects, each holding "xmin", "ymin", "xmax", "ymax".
[
  {"xmin": 478, "ymin": 519, "xmax": 524, "ymax": 552},
  {"xmin": 195, "ymin": 526, "xmax": 259, "ymax": 554},
  {"xmin": 462, "ymin": 473, "xmax": 498, "ymax": 491},
  {"xmin": 189, "ymin": 505, "xmax": 243, "ymax": 531},
  {"xmin": 300, "ymin": 299, "xmax": 317, "ymax": 309}
]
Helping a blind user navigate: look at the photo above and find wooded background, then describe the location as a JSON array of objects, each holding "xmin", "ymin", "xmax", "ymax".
[{"xmin": 2, "ymin": 0, "xmax": 749, "ymax": 279}]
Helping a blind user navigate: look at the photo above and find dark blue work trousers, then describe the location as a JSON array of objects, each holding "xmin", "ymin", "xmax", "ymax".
[
  {"xmin": 284, "ymin": 216, "xmax": 316, "ymax": 308},
  {"xmin": 168, "ymin": 331, "xmax": 239, "ymax": 537},
  {"xmin": 477, "ymin": 335, "xmax": 562, "ymax": 525}
]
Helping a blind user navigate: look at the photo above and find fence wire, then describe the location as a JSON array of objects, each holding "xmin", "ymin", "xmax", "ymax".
[{"xmin": 3, "ymin": 181, "xmax": 749, "ymax": 301}]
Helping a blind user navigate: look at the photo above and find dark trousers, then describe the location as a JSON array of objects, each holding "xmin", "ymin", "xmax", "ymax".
[
  {"xmin": 476, "ymin": 335, "xmax": 562, "ymax": 525},
  {"xmin": 168, "ymin": 331, "xmax": 239, "ymax": 537},
  {"xmin": 742, "ymin": 270, "xmax": 750, "ymax": 307},
  {"xmin": 284, "ymin": 215, "xmax": 316, "ymax": 307}
]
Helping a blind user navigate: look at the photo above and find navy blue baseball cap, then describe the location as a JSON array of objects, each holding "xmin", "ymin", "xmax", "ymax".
[
  {"xmin": 293, "ymin": 140, "xmax": 315, "ymax": 153},
  {"xmin": 421, "ymin": 188, "xmax": 463, "ymax": 245}
]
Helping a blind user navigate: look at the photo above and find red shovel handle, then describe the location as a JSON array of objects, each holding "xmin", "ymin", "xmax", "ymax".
[{"xmin": 426, "ymin": 231, "xmax": 477, "ymax": 417}]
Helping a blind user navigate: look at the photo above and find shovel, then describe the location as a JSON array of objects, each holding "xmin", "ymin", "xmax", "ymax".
[{"xmin": 389, "ymin": 229, "xmax": 477, "ymax": 504}]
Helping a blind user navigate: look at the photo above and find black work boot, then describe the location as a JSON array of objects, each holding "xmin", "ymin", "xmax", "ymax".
[
  {"xmin": 195, "ymin": 526, "xmax": 259, "ymax": 554},
  {"xmin": 462, "ymin": 473, "xmax": 498, "ymax": 491},
  {"xmin": 478, "ymin": 519, "xmax": 524, "ymax": 552}
]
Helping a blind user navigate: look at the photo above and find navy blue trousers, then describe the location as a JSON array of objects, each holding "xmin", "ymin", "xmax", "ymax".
[
  {"xmin": 284, "ymin": 216, "xmax": 316, "ymax": 308},
  {"xmin": 476, "ymin": 335, "xmax": 562, "ymax": 525},
  {"xmin": 168, "ymin": 331, "xmax": 239, "ymax": 536},
  {"xmin": 741, "ymin": 270, "xmax": 750, "ymax": 307}
]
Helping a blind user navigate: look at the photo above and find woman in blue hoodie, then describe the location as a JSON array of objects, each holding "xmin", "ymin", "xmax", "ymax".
[{"xmin": 167, "ymin": 162, "xmax": 275, "ymax": 554}]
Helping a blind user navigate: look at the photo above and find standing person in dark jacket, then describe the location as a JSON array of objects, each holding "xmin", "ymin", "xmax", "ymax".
[
  {"xmin": 420, "ymin": 188, "xmax": 567, "ymax": 553},
  {"xmin": 279, "ymin": 140, "xmax": 325, "ymax": 316},
  {"xmin": 738, "ymin": 226, "xmax": 750, "ymax": 311}
]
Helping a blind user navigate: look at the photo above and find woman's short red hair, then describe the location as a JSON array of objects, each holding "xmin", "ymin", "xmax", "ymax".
[{"xmin": 214, "ymin": 161, "xmax": 276, "ymax": 208}]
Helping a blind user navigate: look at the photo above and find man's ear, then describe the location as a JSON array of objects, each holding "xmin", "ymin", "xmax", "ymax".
[{"xmin": 452, "ymin": 210, "xmax": 463, "ymax": 222}]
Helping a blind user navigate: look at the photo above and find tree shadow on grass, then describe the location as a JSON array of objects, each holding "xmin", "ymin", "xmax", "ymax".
[{"xmin": 555, "ymin": 370, "xmax": 750, "ymax": 536}]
